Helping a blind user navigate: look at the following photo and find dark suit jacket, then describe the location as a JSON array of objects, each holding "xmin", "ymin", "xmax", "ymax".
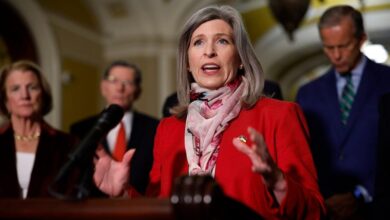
[
  {"xmin": 263, "ymin": 79, "xmax": 283, "ymax": 100},
  {"xmin": 296, "ymin": 57, "xmax": 390, "ymax": 200},
  {"xmin": 0, "ymin": 122, "xmax": 78, "ymax": 198},
  {"xmin": 374, "ymin": 92, "xmax": 390, "ymax": 219},
  {"xmin": 70, "ymin": 110, "xmax": 159, "ymax": 194},
  {"xmin": 162, "ymin": 80, "xmax": 283, "ymax": 117}
]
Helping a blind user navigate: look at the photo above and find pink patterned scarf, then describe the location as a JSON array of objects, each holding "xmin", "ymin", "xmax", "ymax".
[{"xmin": 185, "ymin": 76, "xmax": 248, "ymax": 176}]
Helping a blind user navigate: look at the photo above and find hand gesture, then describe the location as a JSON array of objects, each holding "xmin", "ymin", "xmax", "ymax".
[
  {"xmin": 233, "ymin": 127, "xmax": 287, "ymax": 203},
  {"xmin": 93, "ymin": 147, "xmax": 135, "ymax": 197}
]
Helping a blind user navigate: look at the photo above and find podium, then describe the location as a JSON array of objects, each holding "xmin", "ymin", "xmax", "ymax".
[
  {"xmin": 0, "ymin": 176, "xmax": 263, "ymax": 220},
  {"xmin": 0, "ymin": 198, "xmax": 173, "ymax": 220}
]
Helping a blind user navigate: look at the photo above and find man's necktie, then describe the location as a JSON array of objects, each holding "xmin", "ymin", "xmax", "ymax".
[
  {"xmin": 113, "ymin": 122, "xmax": 126, "ymax": 161},
  {"xmin": 340, "ymin": 73, "xmax": 355, "ymax": 125}
]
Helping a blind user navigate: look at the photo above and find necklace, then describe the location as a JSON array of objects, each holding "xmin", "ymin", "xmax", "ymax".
[{"xmin": 14, "ymin": 132, "xmax": 41, "ymax": 141}]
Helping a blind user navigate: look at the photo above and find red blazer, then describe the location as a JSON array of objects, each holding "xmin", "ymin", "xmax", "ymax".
[{"xmin": 147, "ymin": 97, "xmax": 325, "ymax": 219}]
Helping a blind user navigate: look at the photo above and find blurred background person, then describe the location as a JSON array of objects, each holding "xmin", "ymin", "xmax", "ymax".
[
  {"xmin": 93, "ymin": 5, "xmax": 325, "ymax": 219},
  {"xmin": 296, "ymin": 5, "xmax": 390, "ymax": 219},
  {"xmin": 70, "ymin": 60, "xmax": 159, "ymax": 196},
  {"xmin": 0, "ymin": 60, "xmax": 78, "ymax": 198}
]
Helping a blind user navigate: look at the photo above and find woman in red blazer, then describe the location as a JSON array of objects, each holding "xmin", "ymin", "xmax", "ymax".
[{"xmin": 94, "ymin": 5, "xmax": 325, "ymax": 219}]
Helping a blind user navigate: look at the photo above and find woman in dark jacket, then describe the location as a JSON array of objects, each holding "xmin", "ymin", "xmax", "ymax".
[{"xmin": 0, "ymin": 60, "xmax": 77, "ymax": 198}]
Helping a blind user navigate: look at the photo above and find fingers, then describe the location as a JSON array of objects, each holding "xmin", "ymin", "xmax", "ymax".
[
  {"xmin": 96, "ymin": 147, "xmax": 107, "ymax": 158},
  {"xmin": 248, "ymin": 127, "xmax": 266, "ymax": 151},
  {"xmin": 233, "ymin": 135, "xmax": 267, "ymax": 172},
  {"xmin": 233, "ymin": 127, "xmax": 274, "ymax": 174},
  {"xmin": 93, "ymin": 157, "xmax": 106, "ymax": 187},
  {"xmin": 233, "ymin": 137, "xmax": 252, "ymax": 155},
  {"xmin": 123, "ymin": 149, "xmax": 136, "ymax": 164},
  {"xmin": 94, "ymin": 147, "xmax": 107, "ymax": 165}
]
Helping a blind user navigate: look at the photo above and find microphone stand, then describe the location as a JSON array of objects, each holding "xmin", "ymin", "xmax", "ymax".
[
  {"xmin": 74, "ymin": 157, "xmax": 94, "ymax": 199},
  {"xmin": 49, "ymin": 104, "xmax": 124, "ymax": 200},
  {"xmin": 48, "ymin": 140, "xmax": 98, "ymax": 200}
]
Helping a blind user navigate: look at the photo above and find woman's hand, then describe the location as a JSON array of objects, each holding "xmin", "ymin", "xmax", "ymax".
[
  {"xmin": 93, "ymin": 147, "xmax": 135, "ymax": 197},
  {"xmin": 233, "ymin": 127, "xmax": 287, "ymax": 204}
]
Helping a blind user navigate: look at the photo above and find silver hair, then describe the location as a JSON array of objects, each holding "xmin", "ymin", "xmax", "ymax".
[{"xmin": 174, "ymin": 5, "xmax": 264, "ymax": 117}]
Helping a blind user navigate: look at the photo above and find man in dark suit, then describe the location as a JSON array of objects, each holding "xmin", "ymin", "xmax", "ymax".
[
  {"xmin": 162, "ymin": 79, "xmax": 283, "ymax": 117},
  {"xmin": 70, "ymin": 61, "xmax": 159, "ymax": 195},
  {"xmin": 296, "ymin": 5, "xmax": 390, "ymax": 219},
  {"xmin": 374, "ymin": 93, "xmax": 390, "ymax": 219}
]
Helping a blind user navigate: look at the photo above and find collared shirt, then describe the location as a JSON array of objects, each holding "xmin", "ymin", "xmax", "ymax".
[
  {"xmin": 106, "ymin": 111, "xmax": 133, "ymax": 152},
  {"xmin": 335, "ymin": 55, "xmax": 367, "ymax": 100}
]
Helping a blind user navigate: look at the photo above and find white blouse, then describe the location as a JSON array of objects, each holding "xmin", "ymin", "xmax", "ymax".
[{"xmin": 16, "ymin": 152, "xmax": 35, "ymax": 199}]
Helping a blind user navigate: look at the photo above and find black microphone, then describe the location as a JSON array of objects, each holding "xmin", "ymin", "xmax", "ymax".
[
  {"xmin": 69, "ymin": 104, "xmax": 124, "ymax": 163},
  {"xmin": 50, "ymin": 104, "xmax": 124, "ymax": 199}
]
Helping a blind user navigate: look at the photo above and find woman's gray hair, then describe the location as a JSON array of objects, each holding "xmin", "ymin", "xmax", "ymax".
[{"xmin": 175, "ymin": 5, "xmax": 264, "ymax": 117}]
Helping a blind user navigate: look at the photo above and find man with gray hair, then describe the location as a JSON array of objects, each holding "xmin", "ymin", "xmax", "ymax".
[{"xmin": 297, "ymin": 5, "xmax": 390, "ymax": 219}]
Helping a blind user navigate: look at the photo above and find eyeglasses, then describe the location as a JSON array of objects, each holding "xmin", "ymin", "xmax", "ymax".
[{"xmin": 105, "ymin": 75, "xmax": 135, "ymax": 87}]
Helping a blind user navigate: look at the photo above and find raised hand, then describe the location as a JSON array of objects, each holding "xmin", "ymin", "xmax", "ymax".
[
  {"xmin": 233, "ymin": 127, "xmax": 287, "ymax": 204},
  {"xmin": 93, "ymin": 147, "xmax": 135, "ymax": 197}
]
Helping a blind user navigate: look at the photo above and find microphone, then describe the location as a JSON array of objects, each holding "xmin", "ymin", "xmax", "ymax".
[
  {"xmin": 69, "ymin": 104, "xmax": 124, "ymax": 163},
  {"xmin": 50, "ymin": 104, "xmax": 124, "ymax": 199}
]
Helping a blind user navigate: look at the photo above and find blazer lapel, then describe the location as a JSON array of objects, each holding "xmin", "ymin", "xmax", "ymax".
[
  {"xmin": 27, "ymin": 127, "xmax": 50, "ymax": 197},
  {"xmin": 128, "ymin": 112, "xmax": 139, "ymax": 149},
  {"xmin": 322, "ymin": 71, "xmax": 347, "ymax": 146},
  {"xmin": 338, "ymin": 59, "xmax": 377, "ymax": 146},
  {"xmin": 0, "ymin": 125, "xmax": 21, "ymax": 197}
]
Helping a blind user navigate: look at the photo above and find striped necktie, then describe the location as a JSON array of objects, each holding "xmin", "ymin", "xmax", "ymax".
[{"xmin": 340, "ymin": 73, "xmax": 355, "ymax": 125}]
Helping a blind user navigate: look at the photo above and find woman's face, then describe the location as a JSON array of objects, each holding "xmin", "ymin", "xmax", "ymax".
[
  {"xmin": 5, "ymin": 70, "xmax": 42, "ymax": 119},
  {"xmin": 188, "ymin": 19, "xmax": 241, "ymax": 90}
]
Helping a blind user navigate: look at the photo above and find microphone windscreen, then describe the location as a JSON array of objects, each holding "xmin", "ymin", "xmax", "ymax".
[{"xmin": 97, "ymin": 104, "xmax": 124, "ymax": 131}]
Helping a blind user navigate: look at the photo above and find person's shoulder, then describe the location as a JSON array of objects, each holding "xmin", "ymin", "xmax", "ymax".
[
  {"xmin": 158, "ymin": 115, "xmax": 185, "ymax": 129},
  {"xmin": 300, "ymin": 71, "xmax": 332, "ymax": 90},
  {"xmin": 41, "ymin": 123, "xmax": 79, "ymax": 154},
  {"xmin": 0, "ymin": 122, "xmax": 11, "ymax": 135},
  {"xmin": 165, "ymin": 93, "xmax": 178, "ymax": 104},
  {"xmin": 365, "ymin": 58, "xmax": 390, "ymax": 79},
  {"xmin": 70, "ymin": 115, "xmax": 99, "ymax": 129},
  {"xmin": 133, "ymin": 111, "xmax": 159, "ymax": 124},
  {"xmin": 296, "ymin": 71, "xmax": 333, "ymax": 102},
  {"xmin": 364, "ymin": 60, "xmax": 390, "ymax": 90},
  {"xmin": 366, "ymin": 57, "xmax": 390, "ymax": 71},
  {"xmin": 69, "ymin": 115, "xmax": 99, "ymax": 136},
  {"xmin": 162, "ymin": 92, "xmax": 179, "ymax": 117},
  {"xmin": 264, "ymin": 80, "xmax": 283, "ymax": 100},
  {"xmin": 42, "ymin": 122, "xmax": 78, "ymax": 143},
  {"xmin": 153, "ymin": 116, "xmax": 185, "ymax": 141},
  {"xmin": 251, "ymin": 97, "xmax": 301, "ymax": 115}
]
